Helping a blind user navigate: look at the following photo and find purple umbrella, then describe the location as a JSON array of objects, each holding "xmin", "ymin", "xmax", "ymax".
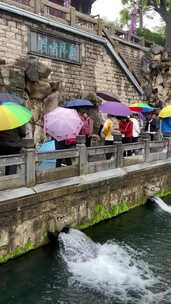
[{"xmin": 99, "ymin": 102, "xmax": 131, "ymax": 117}]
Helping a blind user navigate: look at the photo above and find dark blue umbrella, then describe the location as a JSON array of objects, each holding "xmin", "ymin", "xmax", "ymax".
[
  {"xmin": 0, "ymin": 93, "xmax": 25, "ymax": 105},
  {"xmin": 64, "ymin": 99, "xmax": 94, "ymax": 109}
]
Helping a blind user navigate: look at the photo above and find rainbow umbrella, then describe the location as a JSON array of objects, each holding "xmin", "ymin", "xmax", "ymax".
[
  {"xmin": 0, "ymin": 102, "xmax": 32, "ymax": 131},
  {"xmin": 159, "ymin": 105, "xmax": 171, "ymax": 118},
  {"xmin": 129, "ymin": 102, "xmax": 154, "ymax": 113}
]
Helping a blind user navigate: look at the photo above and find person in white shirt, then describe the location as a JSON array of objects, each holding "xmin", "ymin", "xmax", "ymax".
[{"xmin": 130, "ymin": 113, "xmax": 141, "ymax": 142}]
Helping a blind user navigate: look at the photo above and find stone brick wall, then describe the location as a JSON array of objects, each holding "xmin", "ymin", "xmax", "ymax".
[
  {"xmin": 118, "ymin": 42, "xmax": 144, "ymax": 81},
  {"xmin": 0, "ymin": 11, "xmax": 143, "ymax": 103}
]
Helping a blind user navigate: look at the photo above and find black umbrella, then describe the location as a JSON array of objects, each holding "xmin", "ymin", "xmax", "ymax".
[{"xmin": 96, "ymin": 92, "xmax": 121, "ymax": 103}]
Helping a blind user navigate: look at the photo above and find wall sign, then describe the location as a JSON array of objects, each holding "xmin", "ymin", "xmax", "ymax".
[{"xmin": 30, "ymin": 31, "xmax": 80, "ymax": 64}]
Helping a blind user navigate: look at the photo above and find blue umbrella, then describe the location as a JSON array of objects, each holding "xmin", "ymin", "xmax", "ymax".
[
  {"xmin": 64, "ymin": 99, "xmax": 94, "ymax": 109},
  {"xmin": 142, "ymin": 108, "xmax": 154, "ymax": 113}
]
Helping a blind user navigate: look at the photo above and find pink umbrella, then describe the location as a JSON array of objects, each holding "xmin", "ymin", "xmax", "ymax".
[{"xmin": 44, "ymin": 107, "xmax": 83, "ymax": 141}]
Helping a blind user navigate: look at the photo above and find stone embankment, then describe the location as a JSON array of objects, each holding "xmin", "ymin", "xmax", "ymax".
[{"xmin": 0, "ymin": 160, "xmax": 171, "ymax": 264}]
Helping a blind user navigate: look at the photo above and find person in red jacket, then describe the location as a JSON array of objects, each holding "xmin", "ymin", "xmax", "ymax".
[{"xmin": 119, "ymin": 117, "xmax": 133, "ymax": 156}]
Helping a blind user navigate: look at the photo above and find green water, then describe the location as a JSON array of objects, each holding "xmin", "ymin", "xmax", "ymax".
[{"xmin": 1, "ymin": 197, "xmax": 171, "ymax": 304}]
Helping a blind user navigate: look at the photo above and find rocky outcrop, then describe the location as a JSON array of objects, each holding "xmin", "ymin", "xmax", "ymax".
[
  {"xmin": 25, "ymin": 56, "xmax": 63, "ymax": 144},
  {"xmin": 141, "ymin": 46, "xmax": 171, "ymax": 107},
  {"xmin": 0, "ymin": 56, "xmax": 63, "ymax": 145}
]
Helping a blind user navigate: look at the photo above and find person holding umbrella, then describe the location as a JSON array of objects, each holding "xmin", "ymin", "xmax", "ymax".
[
  {"xmin": 102, "ymin": 114, "xmax": 114, "ymax": 159},
  {"xmin": 144, "ymin": 112, "xmax": 158, "ymax": 141},
  {"xmin": 65, "ymin": 99, "xmax": 94, "ymax": 147},
  {"xmin": 79, "ymin": 111, "xmax": 94, "ymax": 147},
  {"xmin": 0, "ymin": 96, "xmax": 32, "ymax": 174},
  {"xmin": 119, "ymin": 117, "xmax": 133, "ymax": 156},
  {"xmin": 44, "ymin": 106, "xmax": 83, "ymax": 167}
]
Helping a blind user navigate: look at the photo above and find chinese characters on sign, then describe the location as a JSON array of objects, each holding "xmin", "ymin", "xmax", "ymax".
[{"xmin": 30, "ymin": 31, "xmax": 80, "ymax": 64}]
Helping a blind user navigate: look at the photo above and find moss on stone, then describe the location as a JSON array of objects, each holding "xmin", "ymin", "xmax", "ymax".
[
  {"xmin": 0, "ymin": 242, "xmax": 34, "ymax": 264},
  {"xmin": 157, "ymin": 189, "xmax": 171, "ymax": 198},
  {"xmin": 78, "ymin": 201, "xmax": 136, "ymax": 230},
  {"xmin": 0, "ymin": 233, "xmax": 49, "ymax": 264}
]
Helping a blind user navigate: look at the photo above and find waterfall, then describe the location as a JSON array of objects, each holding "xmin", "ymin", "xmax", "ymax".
[
  {"xmin": 151, "ymin": 196, "xmax": 171, "ymax": 214},
  {"xmin": 58, "ymin": 228, "xmax": 165, "ymax": 303}
]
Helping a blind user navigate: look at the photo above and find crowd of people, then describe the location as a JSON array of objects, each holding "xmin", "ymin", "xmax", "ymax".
[
  {"xmin": 52, "ymin": 108, "xmax": 161, "ymax": 166},
  {"xmin": 101, "ymin": 111, "xmax": 160, "ymax": 146},
  {"xmin": 0, "ymin": 104, "xmax": 162, "ymax": 172}
]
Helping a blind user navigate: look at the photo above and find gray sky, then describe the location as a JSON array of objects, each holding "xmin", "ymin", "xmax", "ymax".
[{"xmin": 91, "ymin": 0, "xmax": 162, "ymax": 30}]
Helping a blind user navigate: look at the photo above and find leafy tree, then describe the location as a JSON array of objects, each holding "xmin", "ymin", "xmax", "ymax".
[
  {"xmin": 120, "ymin": 0, "xmax": 171, "ymax": 54},
  {"xmin": 137, "ymin": 27, "xmax": 166, "ymax": 46}
]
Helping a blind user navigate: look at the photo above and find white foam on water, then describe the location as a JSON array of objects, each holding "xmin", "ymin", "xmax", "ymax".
[
  {"xmin": 152, "ymin": 196, "xmax": 171, "ymax": 214},
  {"xmin": 58, "ymin": 228, "xmax": 171, "ymax": 304}
]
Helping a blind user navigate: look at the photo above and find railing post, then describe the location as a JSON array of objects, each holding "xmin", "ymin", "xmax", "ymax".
[
  {"xmin": 96, "ymin": 18, "xmax": 103, "ymax": 36},
  {"xmin": 76, "ymin": 135, "xmax": 88, "ymax": 175},
  {"xmin": 116, "ymin": 143, "xmax": 123, "ymax": 168},
  {"xmin": 70, "ymin": 6, "xmax": 76, "ymax": 26},
  {"xmin": 23, "ymin": 140, "xmax": 36, "ymax": 187},
  {"xmin": 34, "ymin": 0, "xmax": 41, "ymax": 14},
  {"xmin": 167, "ymin": 135, "xmax": 171, "ymax": 158},
  {"xmin": 144, "ymin": 139, "xmax": 150, "ymax": 162}
]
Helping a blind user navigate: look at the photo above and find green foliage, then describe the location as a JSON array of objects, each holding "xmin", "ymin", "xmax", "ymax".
[
  {"xmin": 120, "ymin": 8, "xmax": 130, "ymax": 26},
  {"xmin": 137, "ymin": 27, "xmax": 166, "ymax": 45},
  {"xmin": 121, "ymin": 0, "xmax": 171, "ymax": 10},
  {"xmin": 0, "ymin": 242, "xmax": 34, "ymax": 264}
]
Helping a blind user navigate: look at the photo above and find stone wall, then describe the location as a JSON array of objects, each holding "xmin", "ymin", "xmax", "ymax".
[
  {"xmin": 0, "ymin": 11, "xmax": 142, "ymax": 103},
  {"xmin": 0, "ymin": 161, "xmax": 171, "ymax": 263},
  {"xmin": 118, "ymin": 42, "xmax": 144, "ymax": 81}
]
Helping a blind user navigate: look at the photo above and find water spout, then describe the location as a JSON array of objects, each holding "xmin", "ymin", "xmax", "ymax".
[{"xmin": 151, "ymin": 197, "xmax": 171, "ymax": 214}]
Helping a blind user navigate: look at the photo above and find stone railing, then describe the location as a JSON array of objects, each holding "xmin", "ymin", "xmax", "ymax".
[
  {"xmin": 0, "ymin": 0, "xmax": 156, "ymax": 46},
  {"xmin": 1, "ymin": 0, "xmax": 102, "ymax": 34},
  {"xmin": 0, "ymin": 137, "xmax": 170, "ymax": 190}
]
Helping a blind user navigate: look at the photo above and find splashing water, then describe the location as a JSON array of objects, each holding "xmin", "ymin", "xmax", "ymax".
[
  {"xmin": 58, "ymin": 228, "xmax": 171, "ymax": 304},
  {"xmin": 151, "ymin": 196, "xmax": 171, "ymax": 214}
]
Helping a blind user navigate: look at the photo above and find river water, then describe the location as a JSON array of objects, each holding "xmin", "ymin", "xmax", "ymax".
[{"xmin": 1, "ymin": 196, "xmax": 171, "ymax": 304}]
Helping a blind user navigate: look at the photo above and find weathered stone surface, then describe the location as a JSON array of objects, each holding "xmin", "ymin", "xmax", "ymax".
[{"xmin": 141, "ymin": 46, "xmax": 171, "ymax": 105}]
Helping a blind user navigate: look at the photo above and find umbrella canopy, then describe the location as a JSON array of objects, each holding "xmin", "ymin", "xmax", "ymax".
[
  {"xmin": 96, "ymin": 92, "xmax": 121, "ymax": 102},
  {"xmin": 37, "ymin": 140, "xmax": 56, "ymax": 170},
  {"xmin": 44, "ymin": 107, "xmax": 83, "ymax": 141},
  {"xmin": 161, "ymin": 117, "xmax": 171, "ymax": 134},
  {"xmin": 64, "ymin": 99, "xmax": 94, "ymax": 109},
  {"xmin": 129, "ymin": 102, "xmax": 154, "ymax": 113},
  {"xmin": 0, "ymin": 93, "xmax": 25, "ymax": 105},
  {"xmin": 0, "ymin": 102, "xmax": 32, "ymax": 131},
  {"xmin": 159, "ymin": 105, "xmax": 171, "ymax": 118},
  {"xmin": 99, "ymin": 101, "xmax": 131, "ymax": 117}
]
